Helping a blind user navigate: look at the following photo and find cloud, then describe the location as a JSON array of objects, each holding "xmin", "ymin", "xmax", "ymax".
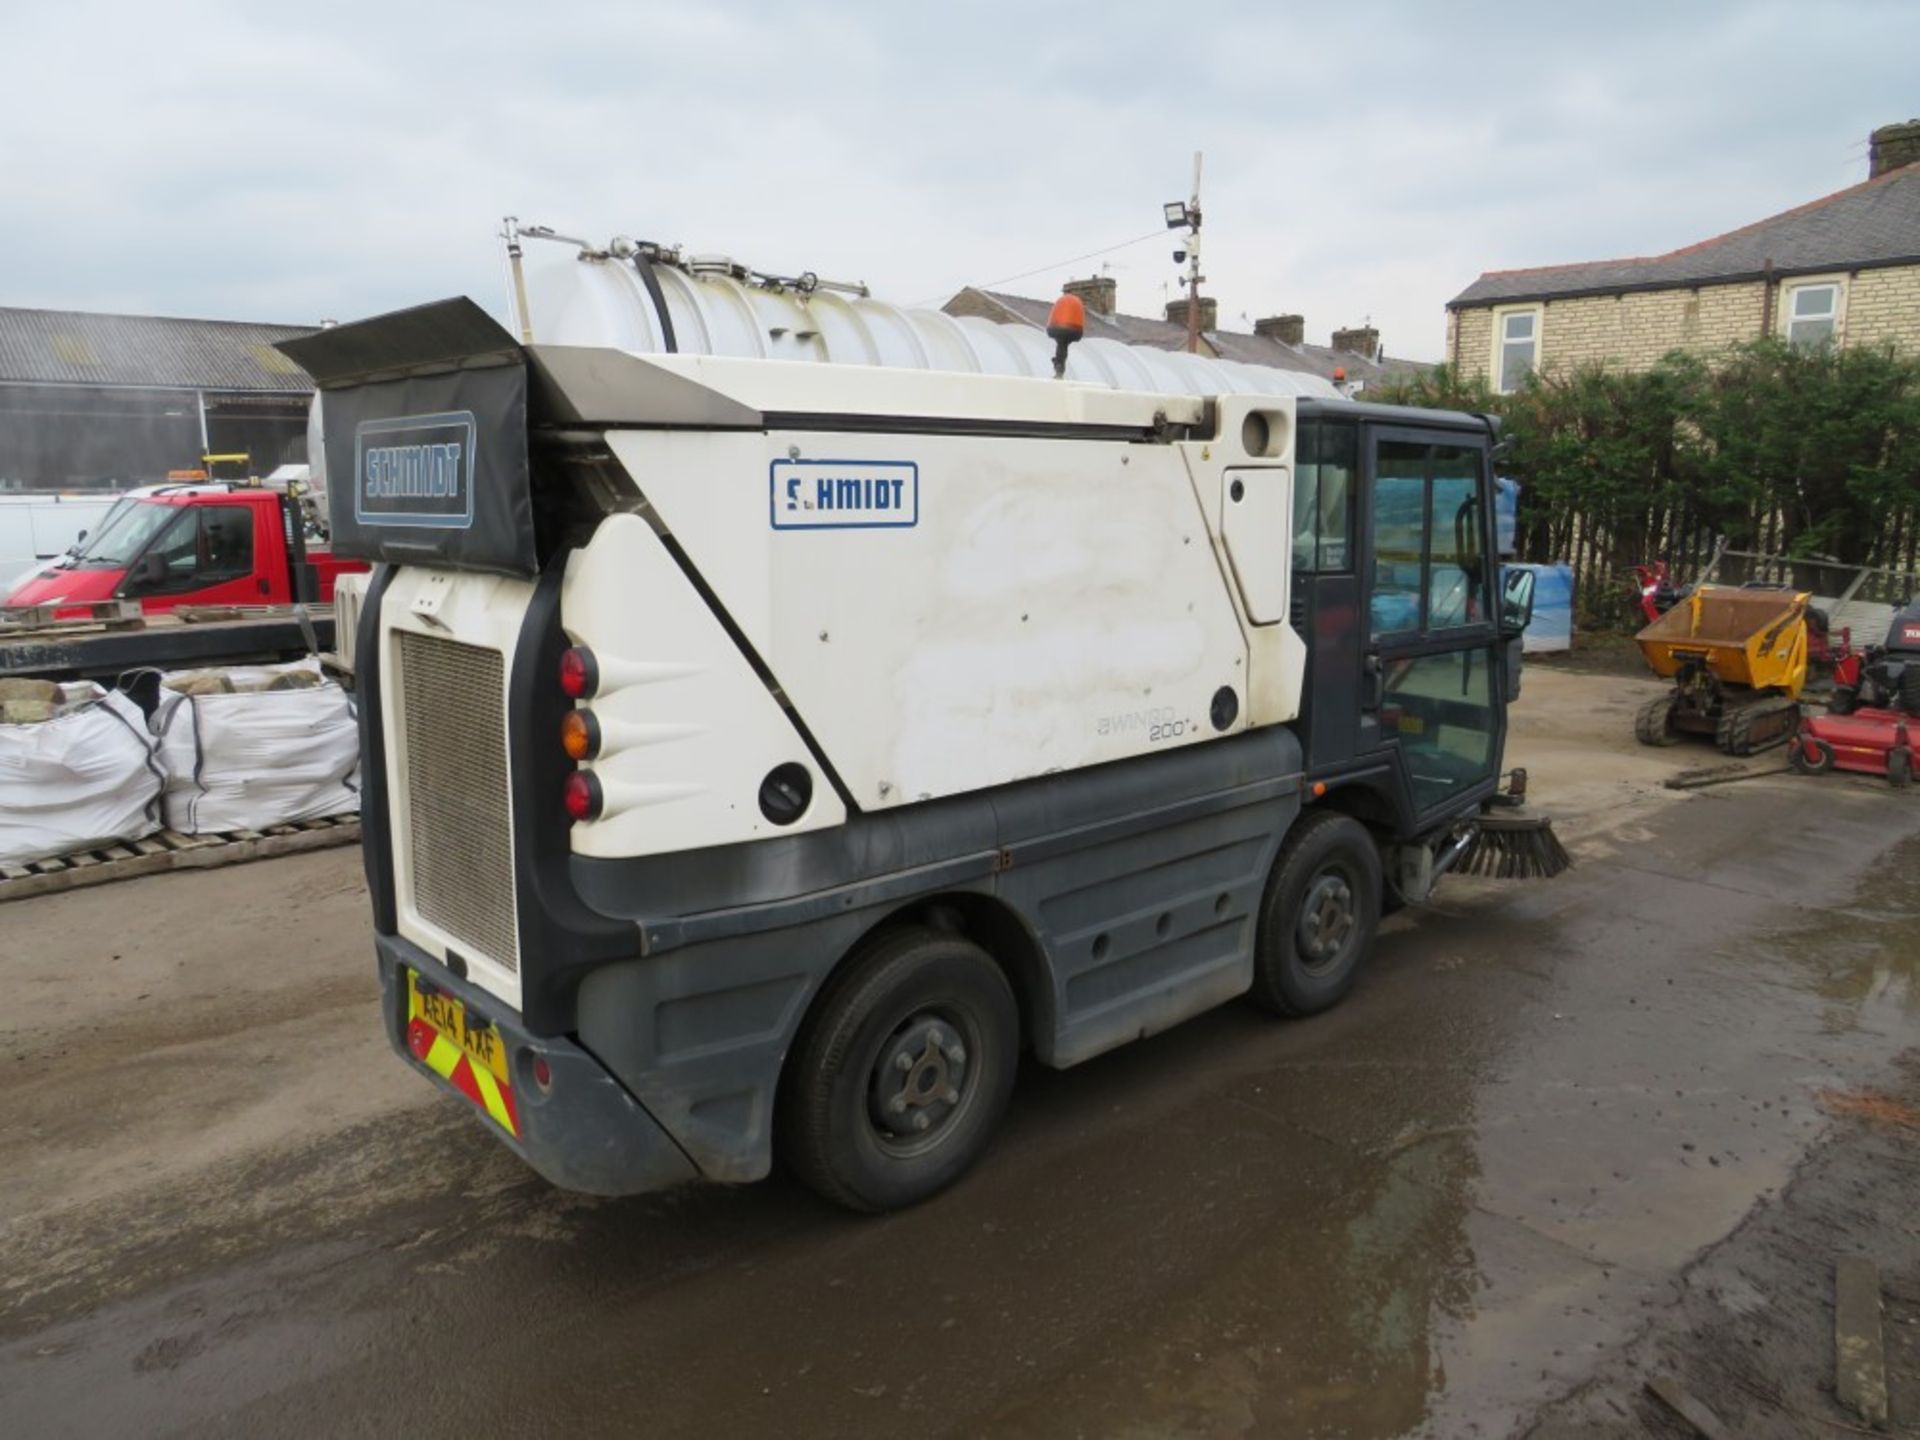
[{"xmin": 1, "ymin": 0, "xmax": 1915, "ymax": 360}]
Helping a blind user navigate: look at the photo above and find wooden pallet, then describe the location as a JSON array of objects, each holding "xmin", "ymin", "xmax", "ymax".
[
  {"xmin": 0, "ymin": 598, "xmax": 145, "ymax": 637},
  {"xmin": 0, "ymin": 814, "xmax": 361, "ymax": 904}
]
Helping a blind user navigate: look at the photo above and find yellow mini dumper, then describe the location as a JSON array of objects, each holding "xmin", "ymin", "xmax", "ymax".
[{"xmin": 1633, "ymin": 585, "xmax": 1808, "ymax": 755}]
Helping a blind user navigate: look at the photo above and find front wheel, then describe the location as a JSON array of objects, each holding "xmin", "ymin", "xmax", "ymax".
[
  {"xmin": 1790, "ymin": 736, "xmax": 1834, "ymax": 774},
  {"xmin": 780, "ymin": 927, "xmax": 1018, "ymax": 1212},
  {"xmin": 1250, "ymin": 811, "xmax": 1382, "ymax": 1017}
]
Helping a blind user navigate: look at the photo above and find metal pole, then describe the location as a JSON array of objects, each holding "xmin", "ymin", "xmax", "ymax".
[
  {"xmin": 502, "ymin": 216, "xmax": 535, "ymax": 345},
  {"xmin": 1185, "ymin": 152, "xmax": 1203, "ymax": 355}
]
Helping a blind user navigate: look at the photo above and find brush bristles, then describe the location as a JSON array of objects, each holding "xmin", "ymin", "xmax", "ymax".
[{"xmin": 1457, "ymin": 815, "xmax": 1573, "ymax": 880}]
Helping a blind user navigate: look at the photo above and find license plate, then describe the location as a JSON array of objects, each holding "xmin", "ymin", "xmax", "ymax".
[{"xmin": 404, "ymin": 969, "xmax": 517, "ymax": 1135}]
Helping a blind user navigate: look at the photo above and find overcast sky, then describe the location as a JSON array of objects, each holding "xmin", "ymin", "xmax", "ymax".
[{"xmin": 4, "ymin": 0, "xmax": 1916, "ymax": 361}]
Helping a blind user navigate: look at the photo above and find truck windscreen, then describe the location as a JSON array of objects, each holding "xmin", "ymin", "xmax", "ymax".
[{"xmin": 71, "ymin": 500, "xmax": 174, "ymax": 569}]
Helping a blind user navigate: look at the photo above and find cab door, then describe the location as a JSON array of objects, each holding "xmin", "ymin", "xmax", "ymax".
[
  {"xmin": 118, "ymin": 501, "xmax": 263, "ymax": 612},
  {"xmin": 1362, "ymin": 428, "xmax": 1503, "ymax": 825}
]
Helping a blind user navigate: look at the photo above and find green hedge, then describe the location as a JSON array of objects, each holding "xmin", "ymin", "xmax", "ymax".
[{"xmin": 1377, "ymin": 339, "xmax": 1920, "ymax": 620}]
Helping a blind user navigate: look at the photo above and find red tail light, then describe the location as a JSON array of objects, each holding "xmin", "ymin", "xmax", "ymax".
[
  {"xmin": 562, "ymin": 771, "xmax": 603, "ymax": 822},
  {"xmin": 559, "ymin": 646, "xmax": 599, "ymax": 699}
]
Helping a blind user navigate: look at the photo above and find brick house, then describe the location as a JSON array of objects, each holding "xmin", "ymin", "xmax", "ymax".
[
  {"xmin": 944, "ymin": 279, "xmax": 1430, "ymax": 390},
  {"xmin": 1446, "ymin": 121, "xmax": 1920, "ymax": 392}
]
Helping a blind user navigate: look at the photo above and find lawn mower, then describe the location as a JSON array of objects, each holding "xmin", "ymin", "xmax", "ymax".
[{"xmin": 1790, "ymin": 597, "xmax": 1920, "ymax": 788}]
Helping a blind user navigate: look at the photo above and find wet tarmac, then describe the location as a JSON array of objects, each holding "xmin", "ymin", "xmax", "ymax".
[{"xmin": 3, "ymin": 678, "xmax": 1918, "ymax": 1438}]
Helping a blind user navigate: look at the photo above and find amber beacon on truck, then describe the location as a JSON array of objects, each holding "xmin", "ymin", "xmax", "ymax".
[{"xmin": 278, "ymin": 220, "xmax": 1563, "ymax": 1213}]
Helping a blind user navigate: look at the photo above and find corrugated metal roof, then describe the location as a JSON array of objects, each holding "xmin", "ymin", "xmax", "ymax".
[
  {"xmin": 958, "ymin": 290, "xmax": 1430, "ymax": 383},
  {"xmin": 0, "ymin": 307, "xmax": 318, "ymax": 392},
  {"xmin": 1451, "ymin": 163, "xmax": 1920, "ymax": 307}
]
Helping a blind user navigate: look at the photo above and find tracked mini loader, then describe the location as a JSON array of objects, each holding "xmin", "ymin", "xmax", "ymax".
[{"xmin": 1634, "ymin": 585, "xmax": 1809, "ymax": 755}]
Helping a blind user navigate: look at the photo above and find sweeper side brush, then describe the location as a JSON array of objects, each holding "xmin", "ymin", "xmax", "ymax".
[{"xmin": 1457, "ymin": 812, "xmax": 1574, "ymax": 879}]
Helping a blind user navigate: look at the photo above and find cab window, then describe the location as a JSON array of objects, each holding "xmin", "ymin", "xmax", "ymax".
[
  {"xmin": 126, "ymin": 505, "xmax": 254, "ymax": 593},
  {"xmin": 1369, "ymin": 438, "xmax": 1490, "ymax": 638},
  {"xmin": 1292, "ymin": 420, "xmax": 1355, "ymax": 573}
]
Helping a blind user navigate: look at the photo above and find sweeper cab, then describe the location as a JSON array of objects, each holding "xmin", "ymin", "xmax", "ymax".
[{"xmin": 279, "ymin": 225, "xmax": 1565, "ymax": 1212}]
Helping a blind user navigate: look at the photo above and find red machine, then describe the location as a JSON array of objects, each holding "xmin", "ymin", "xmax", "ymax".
[
  {"xmin": 1793, "ymin": 596, "xmax": 1920, "ymax": 788},
  {"xmin": 1631, "ymin": 561, "xmax": 1681, "ymax": 625},
  {"xmin": 1791, "ymin": 709, "xmax": 1916, "ymax": 788},
  {"xmin": 4, "ymin": 484, "xmax": 365, "ymax": 616}
]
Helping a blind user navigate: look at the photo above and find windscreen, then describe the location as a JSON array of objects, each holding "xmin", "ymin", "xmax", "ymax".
[{"xmin": 70, "ymin": 499, "xmax": 175, "ymax": 568}]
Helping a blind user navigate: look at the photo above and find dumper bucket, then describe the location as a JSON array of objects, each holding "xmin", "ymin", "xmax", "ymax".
[{"xmin": 1635, "ymin": 585, "xmax": 1809, "ymax": 695}]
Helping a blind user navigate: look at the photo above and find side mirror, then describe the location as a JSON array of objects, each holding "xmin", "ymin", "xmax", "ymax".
[
  {"xmin": 131, "ymin": 551, "xmax": 168, "ymax": 590},
  {"xmin": 1500, "ymin": 566, "xmax": 1536, "ymax": 634}
]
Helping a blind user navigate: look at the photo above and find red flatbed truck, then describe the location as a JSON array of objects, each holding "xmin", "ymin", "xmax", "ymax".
[{"xmin": 3, "ymin": 482, "xmax": 365, "ymax": 615}]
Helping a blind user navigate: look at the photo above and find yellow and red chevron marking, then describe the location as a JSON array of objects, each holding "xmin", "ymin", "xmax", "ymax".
[{"xmin": 406, "ymin": 1015, "xmax": 519, "ymax": 1138}]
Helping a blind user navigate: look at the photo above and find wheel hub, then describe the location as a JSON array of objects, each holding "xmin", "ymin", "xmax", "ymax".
[
  {"xmin": 1296, "ymin": 872, "xmax": 1355, "ymax": 969},
  {"xmin": 869, "ymin": 1013, "xmax": 969, "ymax": 1141}
]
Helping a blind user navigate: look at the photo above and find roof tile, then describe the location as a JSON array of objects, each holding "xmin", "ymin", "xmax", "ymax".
[
  {"xmin": 0, "ymin": 308, "xmax": 317, "ymax": 391},
  {"xmin": 1451, "ymin": 164, "xmax": 1920, "ymax": 307}
]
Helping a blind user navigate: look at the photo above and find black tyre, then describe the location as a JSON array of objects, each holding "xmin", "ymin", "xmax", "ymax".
[
  {"xmin": 1634, "ymin": 694, "xmax": 1681, "ymax": 746},
  {"xmin": 1900, "ymin": 666, "xmax": 1920, "ymax": 717},
  {"xmin": 1250, "ymin": 811, "xmax": 1382, "ymax": 1017},
  {"xmin": 1890, "ymin": 749, "xmax": 1913, "ymax": 791},
  {"xmin": 1828, "ymin": 685, "xmax": 1858, "ymax": 717},
  {"xmin": 780, "ymin": 927, "xmax": 1018, "ymax": 1212}
]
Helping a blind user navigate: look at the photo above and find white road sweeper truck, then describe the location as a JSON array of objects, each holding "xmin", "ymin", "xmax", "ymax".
[{"xmin": 278, "ymin": 224, "xmax": 1564, "ymax": 1211}]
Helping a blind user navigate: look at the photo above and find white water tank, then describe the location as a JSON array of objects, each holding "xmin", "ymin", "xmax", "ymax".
[{"xmin": 517, "ymin": 242, "xmax": 1340, "ymax": 401}]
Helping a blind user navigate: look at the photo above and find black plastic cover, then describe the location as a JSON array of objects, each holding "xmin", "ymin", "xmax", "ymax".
[{"xmin": 277, "ymin": 298, "xmax": 537, "ymax": 578}]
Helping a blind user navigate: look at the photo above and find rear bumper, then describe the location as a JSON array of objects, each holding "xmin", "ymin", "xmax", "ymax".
[{"xmin": 376, "ymin": 932, "xmax": 700, "ymax": 1197}]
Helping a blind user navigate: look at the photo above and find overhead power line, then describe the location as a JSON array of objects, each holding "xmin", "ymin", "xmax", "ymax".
[{"xmin": 907, "ymin": 228, "xmax": 1168, "ymax": 309}]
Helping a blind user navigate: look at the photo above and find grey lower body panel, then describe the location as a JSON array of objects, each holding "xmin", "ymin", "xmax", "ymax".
[
  {"xmin": 376, "ymin": 934, "xmax": 699, "ymax": 1196},
  {"xmin": 565, "ymin": 726, "xmax": 1304, "ymax": 1187}
]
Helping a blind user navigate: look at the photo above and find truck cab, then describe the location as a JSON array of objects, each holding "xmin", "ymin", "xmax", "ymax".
[{"xmin": 2, "ymin": 483, "xmax": 366, "ymax": 613}]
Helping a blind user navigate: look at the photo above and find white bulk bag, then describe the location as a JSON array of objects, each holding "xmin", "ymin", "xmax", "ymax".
[
  {"xmin": 153, "ymin": 659, "xmax": 360, "ymax": 834},
  {"xmin": 0, "ymin": 684, "xmax": 162, "ymax": 865}
]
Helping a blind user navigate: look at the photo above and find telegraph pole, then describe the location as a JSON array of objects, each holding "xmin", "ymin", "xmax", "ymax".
[{"xmin": 1184, "ymin": 152, "xmax": 1204, "ymax": 354}]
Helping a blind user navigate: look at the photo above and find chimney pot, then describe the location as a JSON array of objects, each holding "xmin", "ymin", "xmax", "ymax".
[
  {"xmin": 1164, "ymin": 296, "xmax": 1218, "ymax": 333},
  {"xmin": 1870, "ymin": 119, "xmax": 1920, "ymax": 178},
  {"xmin": 1331, "ymin": 325, "xmax": 1381, "ymax": 361},
  {"xmin": 1254, "ymin": 314, "xmax": 1305, "ymax": 346},
  {"xmin": 1062, "ymin": 275, "xmax": 1117, "ymax": 317}
]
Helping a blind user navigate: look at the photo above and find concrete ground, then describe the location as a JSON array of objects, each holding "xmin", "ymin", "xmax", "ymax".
[{"xmin": 2, "ymin": 665, "xmax": 1917, "ymax": 1438}]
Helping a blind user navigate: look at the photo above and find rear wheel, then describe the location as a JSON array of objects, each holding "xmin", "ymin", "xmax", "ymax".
[
  {"xmin": 1250, "ymin": 811, "xmax": 1382, "ymax": 1017},
  {"xmin": 1634, "ymin": 694, "xmax": 1680, "ymax": 746},
  {"xmin": 780, "ymin": 927, "xmax": 1018, "ymax": 1212},
  {"xmin": 1899, "ymin": 666, "xmax": 1920, "ymax": 717},
  {"xmin": 1828, "ymin": 686, "xmax": 1858, "ymax": 717}
]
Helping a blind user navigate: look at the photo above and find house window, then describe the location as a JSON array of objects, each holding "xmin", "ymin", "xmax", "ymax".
[
  {"xmin": 1786, "ymin": 284, "xmax": 1838, "ymax": 348},
  {"xmin": 1497, "ymin": 309, "xmax": 1538, "ymax": 392}
]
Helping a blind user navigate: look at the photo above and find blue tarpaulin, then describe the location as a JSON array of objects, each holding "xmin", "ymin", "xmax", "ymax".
[{"xmin": 1506, "ymin": 562, "xmax": 1574, "ymax": 652}]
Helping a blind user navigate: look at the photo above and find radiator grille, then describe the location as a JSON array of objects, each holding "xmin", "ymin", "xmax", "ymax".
[{"xmin": 395, "ymin": 630, "xmax": 520, "ymax": 975}]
